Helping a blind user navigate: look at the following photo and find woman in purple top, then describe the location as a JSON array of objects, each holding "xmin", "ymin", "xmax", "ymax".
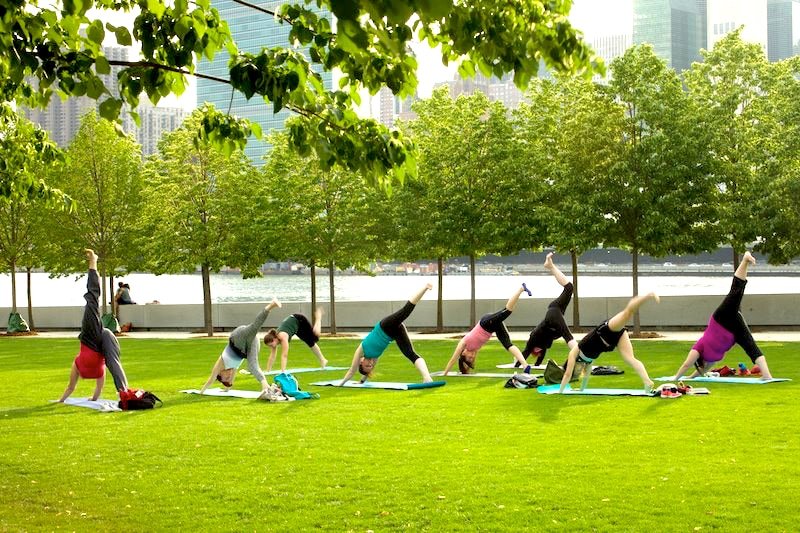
[{"xmin": 672, "ymin": 252, "xmax": 773, "ymax": 380}]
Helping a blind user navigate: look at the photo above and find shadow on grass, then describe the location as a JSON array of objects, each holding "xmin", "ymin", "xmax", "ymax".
[{"xmin": 0, "ymin": 402, "xmax": 79, "ymax": 420}]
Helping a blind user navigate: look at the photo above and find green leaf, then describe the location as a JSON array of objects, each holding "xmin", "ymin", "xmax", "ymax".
[
  {"xmin": 95, "ymin": 55, "xmax": 110, "ymax": 75},
  {"xmin": 98, "ymin": 98, "xmax": 122, "ymax": 120},
  {"xmin": 87, "ymin": 20, "xmax": 105, "ymax": 45},
  {"xmin": 115, "ymin": 26, "xmax": 132, "ymax": 46},
  {"xmin": 146, "ymin": 0, "xmax": 167, "ymax": 19}
]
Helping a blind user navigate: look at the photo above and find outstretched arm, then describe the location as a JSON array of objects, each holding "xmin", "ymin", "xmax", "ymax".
[
  {"xmin": 58, "ymin": 363, "xmax": 80, "ymax": 402},
  {"xmin": 89, "ymin": 374, "xmax": 105, "ymax": 401},
  {"xmin": 559, "ymin": 345, "xmax": 580, "ymax": 393},
  {"xmin": 266, "ymin": 345, "xmax": 278, "ymax": 373},
  {"xmin": 339, "ymin": 344, "xmax": 364, "ymax": 385},
  {"xmin": 279, "ymin": 333, "xmax": 290, "ymax": 372},
  {"xmin": 443, "ymin": 339, "xmax": 466, "ymax": 375},
  {"xmin": 673, "ymin": 349, "xmax": 701, "ymax": 380},
  {"xmin": 200, "ymin": 356, "xmax": 226, "ymax": 393}
]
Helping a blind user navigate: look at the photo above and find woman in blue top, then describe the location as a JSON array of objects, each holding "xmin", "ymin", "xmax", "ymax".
[{"xmin": 339, "ymin": 283, "xmax": 434, "ymax": 385}]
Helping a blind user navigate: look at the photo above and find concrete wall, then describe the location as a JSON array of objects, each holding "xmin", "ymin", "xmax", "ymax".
[{"xmin": 3, "ymin": 294, "xmax": 799, "ymax": 331}]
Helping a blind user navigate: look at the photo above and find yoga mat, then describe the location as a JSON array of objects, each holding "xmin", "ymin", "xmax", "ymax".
[
  {"xmin": 52, "ymin": 398, "xmax": 121, "ymax": 412},
  {"xmin": 537, "ymin": 384, "xmax": 656, "ymax": 396},
  {"xmin": 239, "ymin": 366, "xmax": 348, "ymax": 376},
  {"xmin": 655, "ymin": 376, "xmax": 791, "ymax": 384},
  {"xmin": 181, "ymin": 388, "xmax": 267, "ymax": 399},
  {"xmin": 310, "ymin": 380, "xmax": 446, "ymax": 390},
  {"xmin": 496, "ymin": 363, "xmax": 547, "ymax": 370},
  {"xmin": 433, "ymin": 371, "xmax": 510, "ymax": 378}
]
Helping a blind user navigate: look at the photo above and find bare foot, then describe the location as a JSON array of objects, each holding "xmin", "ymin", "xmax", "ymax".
[
  {"xmin": 648, "ymin": 292, "xmax": 660, "ymax": 304},
  {"xmin": 84, "ymin": 248, "xmax": 98, "ymax": 268},
  {"xmin": 743, "ymin": 251, "xmax": 756, "ymax": 265},
  {"xmin": 544, "ymin": 252, "xmax": 555, "ymax": 270},
  {"xmin": 320, "ymin": 358, "xmax": 329, "ymax": 369},
  {"xmin": 425, "ymin": 283, "xmax": 433, "ymax": 291}
]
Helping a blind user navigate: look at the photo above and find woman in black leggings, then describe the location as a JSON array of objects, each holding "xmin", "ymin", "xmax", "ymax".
[
  {"xmin": 672, "ymin": 252, "xmax": 773, "ymax": 380},
  {"xmin": 339, "ymin": 284, "xmax": 434, "ymax": 384},
  {"xmin": 443, "ymin": 284, "xmax": 532, "ymax": 375},
  {"xmin": 510, "ymin": 253, "xmax": 577, "ymax": 367}
]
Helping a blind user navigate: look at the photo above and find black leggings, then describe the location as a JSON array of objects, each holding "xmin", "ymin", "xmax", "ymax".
[
  {"xmin": 524, "ymin": 283, "xmax": 574, "ymax": 365},
  {"xmin": 379, "ymin": 301, "xmax": 421, "ymax": 363},
  {"xmin": 711, "ymin": 276, "xmax": 763, "ymax": 362},
  {"xmin": 478, "ymin": 308, "xmax": 513, "ymax": 350},
  {"xmin": 78, "ymin": 269, "xmax": 103, "ymax": 353}
]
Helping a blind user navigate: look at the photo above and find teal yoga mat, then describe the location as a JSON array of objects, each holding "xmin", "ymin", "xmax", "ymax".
[
  {"xmin": 431, "ymin": 371, "xmax": 542, "ymax": 378},
  {"xmin": 311, "ymin": 380, "xmax": 446, "ymax": 390},
  {"xmin": 655, "ymin": 376, "xmax": 790, "ymax": 384},
  {"xmin": 537, "ymin": 384, "xmax": 656, "ymax": 396}
]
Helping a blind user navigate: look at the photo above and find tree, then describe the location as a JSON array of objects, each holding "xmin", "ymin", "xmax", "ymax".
[
  {"xmin": 1, "ymin": 0, "xmax": 601, "ymax": 196},
  {"xmin": 0, "ymin": 104, "xmax": 67, "ymax": 205},
  {"xmin": 409, "ymin": 88, "xmax": 520, "ymax": 325},
  {"xmin": 684, "ymin": 30, "xmax": 772, "ymax": 267},
  {"xmin": 753, "ymin": 56, "xmax": 800, "ymax": 263},
  {"xmin": 262, "ymin": 130, "xmax": 378, "ymax": 334},
  {"xmin": 46, "ymin": 111, "xmax": 143, "ymax": 313},
  {"xmin": 0, "ymin": 111, "xmax": 72, "ymax": 332},
  {"xmin": 607, "ymin": 45, "xmax": 718, "ymax": 334},
  {"xmin": 513, "ymin": 77, "xmax": 618, "ymax": 327},
  {"xmin": 139, "ymin": 107, "xmax": 260, "ymax": 336}
]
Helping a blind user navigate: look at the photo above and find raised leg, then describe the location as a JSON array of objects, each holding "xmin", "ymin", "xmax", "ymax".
[{"xmin": 607, "ymin": 292, "xmax": 659, "ymax": 332}]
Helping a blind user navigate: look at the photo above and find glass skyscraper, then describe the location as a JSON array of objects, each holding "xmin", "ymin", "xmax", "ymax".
[
  {"xmin": 768, "ymin": 0, "xmax": 800, "ymax": 61},
  {"xmin": 633, "ymin": 0, "xmax": 705, "ymax": 71},
  {"xmin": 196, "ymin": 1, "xmax": 333, "ymax": 164}
]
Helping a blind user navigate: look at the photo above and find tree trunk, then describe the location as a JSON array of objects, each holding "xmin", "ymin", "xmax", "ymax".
[
  {"xmin": 571, "ymin": 250, "xmax": 580, "ymax": 328},
  {"xmin": 100, "ymin": 269, "xmax": 108, "ymax": 316},
  {"xmin": 437, "ymin": 257, "xmax": 444, "ymax": 332},
  {"xmin": 26, "ymin": 267, "xmax": 35, "ymax": 331},
  {"xmin": 202, "ymin": 263, "xmax": 213, "ymax": 336},
  {"xmin": 10, "ymin": 260, "xmax": 17, "ymax": 313},
  {"xmin": 469, "ymin": 254, "xmax": 476, "ymax": 326},
  {"xmin": 732, "ymin": 248, "xmax": 739, "ymax": 272},
  {"xmin": 310, "ymin": 261, "xmax": 317, "ymax": 325},
  {"xmin": 632, "ymin": 248, "xmax": 640, "ymax": 336},
  {"xmin": 109, "ymin": 274, "xmax": 115, "ymax": 317},
  {"xmin": 328, "ymin": 260, "xmax": 336, "ymax": 335}
]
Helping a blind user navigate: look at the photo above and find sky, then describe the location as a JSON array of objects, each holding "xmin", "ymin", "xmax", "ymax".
[{"xmin": 89, "ymin": 1, "xmax": 630, "ymax": 110}]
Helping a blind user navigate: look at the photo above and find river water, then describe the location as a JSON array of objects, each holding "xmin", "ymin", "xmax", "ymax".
[{"xmin": 2, "ymin": 272, "xmax": 799, "ymax": 307}]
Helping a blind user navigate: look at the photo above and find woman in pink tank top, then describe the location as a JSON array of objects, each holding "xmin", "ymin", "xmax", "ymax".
[{"xmin": 443, "ymin": 284, "xmax": 532, "ymax": 375}]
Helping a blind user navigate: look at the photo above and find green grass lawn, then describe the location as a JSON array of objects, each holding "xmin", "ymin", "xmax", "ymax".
[{"xmin": 1, "ymin": 336, "xmax": 798, "ymax": 532}]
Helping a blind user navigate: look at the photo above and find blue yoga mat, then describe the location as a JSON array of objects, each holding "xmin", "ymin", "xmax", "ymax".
[
  {"xmin": 311, "ymin": 380, "xmax": 446, "ymax": 390},
  {"xmin": 655, "ymin": 376, "xmax": 790, "ymax": 384},
  {"xmin": 537, "ymin": 384, "xmax": 656, "ymax": 396},
  {"xmin": 240, "ymin": 366, "xmax": 348, "ymax": 376}
]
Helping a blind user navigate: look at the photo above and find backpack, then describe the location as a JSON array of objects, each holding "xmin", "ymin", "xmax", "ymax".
[
  {"xmin": 274, "ymin": 373, "xmax": 319, "ymax": 400},
  {"xmin": 504, "ymin": 373, "xmax": 538, "ymax": 389},
  {"xmin": 591, "ymin": 365, "xmax": 624, "ymax": 376},
  {"xmin": 118, "ymin": 388, "xmax": 162, "ymax": 410},
  {"xmin": 543, "ymin": 359, "xmax": 581, "ymax": 384}
]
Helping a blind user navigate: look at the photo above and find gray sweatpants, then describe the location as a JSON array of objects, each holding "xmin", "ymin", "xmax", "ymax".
[{"xmin": 78, "ymin": 269, "xmax": 128, "ymax": 391}]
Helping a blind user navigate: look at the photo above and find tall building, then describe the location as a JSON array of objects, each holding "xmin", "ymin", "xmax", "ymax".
[
  {"xmin": 196, "ymin": 1, "xmax": 333, "ymax": 164},
  {"xmin": 136, "ymin": 106, "xmax": 189, "ymax": 156},
  {"xmin": 633, "ymin": 0, "xmax": 706, "ymax": 71},
  {"xmin": 24, "ymin": 46, "xmax": 186, "ymax": 154},
  {"xmin": 707, "ymin": 0, "xmax": 768, "ymax": 52},
  {"xmin": 768, "ymin": 0, "xmax": 800, "ymax": 61}
]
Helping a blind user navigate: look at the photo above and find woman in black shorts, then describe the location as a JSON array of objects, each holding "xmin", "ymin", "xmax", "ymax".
[
  {"xmin": 264, "ymin": 308, "xmax": 327, "ymax": 372},
  {"xmin": 559, "ymin": 292, "xmax": 660, "ymax": 393}
]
